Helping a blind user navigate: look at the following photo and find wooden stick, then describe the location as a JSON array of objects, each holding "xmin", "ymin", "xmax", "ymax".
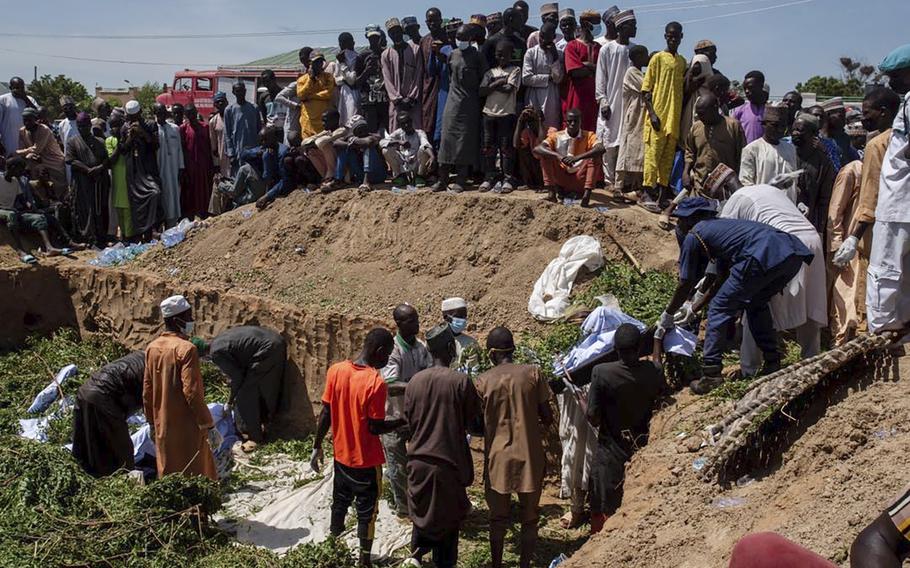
[{"xmin": 609, "ymin": 234, "xmax": 643, "ymax": 275}]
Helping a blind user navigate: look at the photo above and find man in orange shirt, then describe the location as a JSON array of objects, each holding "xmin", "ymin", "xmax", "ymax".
[
  {"xmin": 143, "ymin": 295, "xmax": 217, "ymax": 481},
  {"xmin": 534, "ymin": 107, "xmax": 606, "ymax": 206},
  {"xmin": 310, "ymin": 327, "xmax": 405, "ymax": 568}
]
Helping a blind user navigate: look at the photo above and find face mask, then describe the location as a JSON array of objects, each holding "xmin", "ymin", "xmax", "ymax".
[
  {"xmin": 457, "ymin": 40, "xmax": 470, "ymax": 50},
  {"xmin": 448, "ymin": 317, "xmax": 468, "ymax": 335},
  {"xmin": 591, "ymin": 24, "xmax": 603, "ymax": 37},
  {"xmin": 182, "ymin": 320, "xmax": 195, "ymax": 336}
]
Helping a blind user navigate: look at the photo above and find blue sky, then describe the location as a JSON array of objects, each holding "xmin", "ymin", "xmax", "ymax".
[{"xmin": 1, "ymin": 0, "xmax": 907, "ymax": 96}]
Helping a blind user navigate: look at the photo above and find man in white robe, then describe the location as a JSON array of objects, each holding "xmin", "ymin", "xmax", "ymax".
[
  {"xmin": 153, "ymin": 103, "xmax": 184, "ymax": 228},
  {"xmin": 0, "ymin": 77, "xmax": 37, "ymax": 157},
  {"xmin": 334, "ymin": 33, "xmax": 362, "ymax": 126},
  {"xmin": 739, "ymin": 105, "xmax": 798, "ymax": 191},
  {"xmin": 522, "ymin": 22, "xmax": 565, "ymax": 130},
  {"xmin": 594, "ymin": 9, "xmax": 635, "ymax": 188},
  {"xmin": 720, "ymin": 177, "xmax": 827, "ymax": 376}
]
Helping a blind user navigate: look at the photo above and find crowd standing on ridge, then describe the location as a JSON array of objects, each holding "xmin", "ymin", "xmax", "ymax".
[{"xmin": 3, "ymin": 3, "xmax": 910, "ymax": 567}]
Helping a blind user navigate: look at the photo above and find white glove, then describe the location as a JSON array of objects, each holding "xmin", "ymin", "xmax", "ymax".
[
  {"xmin": 309, "ymin": 446, "xmax": 324, "ymax": 472},
  {"xmin": 797, "ymin": 202, "xmax": 809, "ymax": 216},
  {"xmin": 207, "ymin": 427, "xmax": 224, "ymax": 452},
  {"xmin": 832, "ymin": 235, "xmax": 858, "ymax": 267},
  {"xmin": 654, "ymin": 310, "xmax": 675, "ymax": 339},
  {"xmin": 674, "ymin": 302, "xmax": 697, "ymax": 326}
]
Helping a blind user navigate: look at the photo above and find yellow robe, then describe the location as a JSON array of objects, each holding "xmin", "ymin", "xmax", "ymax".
[
  {"xmin": 641, "ymin": 51, "xmax": 686, "ymax": 187},
  {"xmin": 297, "ymin": 72, "xmax": 335, "ymax": 138},
  {"xmin": 143, "ymin": 332, "xmax": 216, "ymax": 480}
]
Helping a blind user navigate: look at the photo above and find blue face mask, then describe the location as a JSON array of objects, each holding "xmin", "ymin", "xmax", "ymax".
[
  {"xmin": 448, "ymin": 317, "xmax": 467, "ymax": 335},
  {"xmin": 591, "ymin": 24, "xmax": 604, "ymax": 37}
]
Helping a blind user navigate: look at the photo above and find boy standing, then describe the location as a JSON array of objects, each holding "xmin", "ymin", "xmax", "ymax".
[{"xmin": 479, "ymin": 40, "xmax": 521, "ymax": 193}]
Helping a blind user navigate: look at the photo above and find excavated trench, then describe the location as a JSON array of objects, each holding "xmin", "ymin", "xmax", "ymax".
[{"xmin": 0, "ymin": 262, "xmax": 387, "ymax": 436}]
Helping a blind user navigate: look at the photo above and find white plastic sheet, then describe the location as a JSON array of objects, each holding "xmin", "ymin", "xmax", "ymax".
[
  {"xmin": 528, "ymin": 236, "xmax": 605, "ymax": 321},
  {"xmin": 27, "ymin": 364, "xmax": 78, "ymax": 414}
]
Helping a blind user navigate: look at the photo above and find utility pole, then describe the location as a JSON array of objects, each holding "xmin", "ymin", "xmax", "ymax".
[{"xmin": 33, "ymin": 66, "xmax": 37, "ymax": 82}]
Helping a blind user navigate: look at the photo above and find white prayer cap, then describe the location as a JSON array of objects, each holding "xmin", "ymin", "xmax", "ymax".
[
  {"xmin": 160, "ymin": 295, "xmax": 191, "ymax": 318},
  {"xmin": 441, "ymin": 297, "xmax": 467, "ymax": 311},
  {"xmin": 125, "ymin": 100, "xmax": 141, "ymax": 116}
]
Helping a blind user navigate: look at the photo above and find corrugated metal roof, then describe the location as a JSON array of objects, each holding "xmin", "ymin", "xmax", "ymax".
[{"xmin": 244, "ymin": 47, "xmax": 340, "ymax": 68}]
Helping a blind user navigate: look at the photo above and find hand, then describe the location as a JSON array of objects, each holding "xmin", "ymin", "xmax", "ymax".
[
  {"xmin": 650, "ymin": 115, "xmax": 662, "ymax": 132},
  {"xmin": 832, "ymin": 235, "xmax": 858, "ymax": 267},
  {"xmin": 309, "ymin": 446, "xmax": 324, "ymax": 472},
  {"xmin": 674, "ymin": 302, "xmax": 697, "ymax": 326},
  {"xmin": 583, "ymin": 61, "xmax": 596, "ymax": 71},
  {"xmin": 797, "ymin": 202, "xmax": 809, "ymax": 216},
  {"xmin": 600, "ymin": 104, "xmax": 611, "ymax": 121},
  {"xmin": 654, "ymin": 310, "xmax": 675, "ymax": 339},
  {"xmin": 432, "ymin": 40, "xmax": 443, "ymax": 54},
  {"xmin": 561, "ymin": 155, "xmax": 578, "ymax": 167}
]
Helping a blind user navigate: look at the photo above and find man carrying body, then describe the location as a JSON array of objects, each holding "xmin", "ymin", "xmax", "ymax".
[
  {"xmin": 0, "ymin": 77, "xmax": 37, "ymax": 157},
  {"xmin": 72, "ymin": 351, "xmax": 145, "ymax": 477},
  {"xmin": 401, "ymin": 324, "xmax": 481, "ymax": 568},
  {"xmin": 535, "ymin": 108, "xmax": 605, "ymax": 207},
  {"xmin": 381, "ymin": 303, "xmax": 432, "ymax": 517},
  {"xmin": 206, "ymin": 326, "xmax": 287, "ymax": 451},
  {"xmin": 382, "ymin": 19, "xmax": 423, "ymax": 134},
  {"xmin": 475, "ymin": 326, "xmax": 553, "ymax": 568},
  {"xmin": 594, "ymin": 9, "xmax": 636, "ymax": 189},
  {"xmin": 655, "ymin": 198, "xmax": 813, "ymax": 394},
  {"xmin": 153, "ymin": 103, "xmax": 184, "ymax": 228},
  {"xmin": 310, "ymin": 328, "xmax": 403, "ymax": 568},
  {"xmin": 739, "ymin": 105, "xmax": 797, "ymax": 186},
  {"xmin": 681, "ymin": 93, "xmax": 746, "ymax": 196},
  {"xmin": 642, "ymin": 22, "xmax": 687, "ymax": 211},
  {"xmin": 224, "ymin": 81, "xmax": 261, "ymax": 176},
  {"xmin": 587, "ymin": 324, "xmax": 664, "ymax": 533},
  {"xmin": 143, "ymin": 295, "xmax": 217, "ymax": 480},
  {"xmin": 720, "ymin": 176, "xmax": 828, "ymax": 376}
]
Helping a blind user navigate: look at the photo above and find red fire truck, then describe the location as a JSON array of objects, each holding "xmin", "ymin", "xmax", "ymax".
[{"xmin": 156, "ymin": 67, "xmax": 299, "ymax": 119}]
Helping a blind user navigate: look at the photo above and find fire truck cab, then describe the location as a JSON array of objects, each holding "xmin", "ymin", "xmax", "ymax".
[{"xmin": 156, "ymin": 67, "xmax": 299, "ymax": 119}]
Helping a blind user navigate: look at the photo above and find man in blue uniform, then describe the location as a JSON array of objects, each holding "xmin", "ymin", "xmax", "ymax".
[{"xmin": 654, "ymin": 197, "xmax": 814, "ymax": 394}]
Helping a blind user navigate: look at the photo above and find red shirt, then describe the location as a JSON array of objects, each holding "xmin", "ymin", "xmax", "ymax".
[{"xmin": 322, "ymin": 360, "xmax": 387, "ymax": 468}]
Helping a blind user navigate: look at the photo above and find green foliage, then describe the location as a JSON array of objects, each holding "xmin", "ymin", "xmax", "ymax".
[
  {"xmin": 250, "ymin": 437, "xmax": 315, "ymax": 463},
  {"xmin": 282, "ymin": 536, "xmax": 357, "ymax": 567},
  {"xmin": 573, "ymin": 262, "xmax": 678, "ymax": 324},
  {"xmin": 28, "ymin": 74, "xmax": 92, "ymax": 119},
  {"xmin": 0, "ymin": 329, "xmax": 127, "ymax": 442},
  {"xmin": 794, "ymin": 75, "xmax": 864, "ymax": 98},
  {"xmin": 136, "ymin": 81, "xmax": 164, "ymax": 115},
  {"xmin": 201, "ymin": 360, "xmax": 231, "ymax": 404},
  {"xmin": 517, "ymin": 323, "xmax": 582, "ymax": 381}
]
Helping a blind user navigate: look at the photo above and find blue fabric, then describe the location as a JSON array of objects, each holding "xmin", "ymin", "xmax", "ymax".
[
  {"xmin": 431, "ymin": 45, "xmax": 453, "ymax": 146},
  {"xmin": 703, "ymin": 255, "xmax": 804, "ymax": 366},
  {"xmin": 336, "ymin": 146, "xmax": 387, "ymax": 184},
  {"xmin": 245, "ymin": 144, "xmax": 292, "ymax": 200},
  {"xmin": 880, "ymin": 43, "xmax": 910, "ymax": 73},
  {"xmin": 678, "ymin": 218, "xmax": 812, "ymax": 282},
  {"xmin": 673, "ymin": 196, "xmax": 717, "ymax": 219},
  {"xmin": 223, "ymin": 101, "xmax": 261, "ymax": 160},
  {"xmin": 669, "ymin": 149, "xmax": 685, "ymax": 194}
]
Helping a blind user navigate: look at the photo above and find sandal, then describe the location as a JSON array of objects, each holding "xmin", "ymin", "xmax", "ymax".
[
  {"xmin": 637, "ymin": 199, "xmax": 661, "ymax": 214},
  {"xmin": 20, "ymin": 254, "xmax": 38, "ymax": 265},
  {"xmin": 560, "ymin": 511, "xmax": 584, "ymax": 529},
  {"xmin": 658, "ymin": 214, "xmax": 673, "ymax": 231}
]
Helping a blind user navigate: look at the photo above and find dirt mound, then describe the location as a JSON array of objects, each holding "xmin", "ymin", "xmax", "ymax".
[
  {"xmin": 138, "ymin": 190, "xmax": 677, "ymax": 334},
  {"xmin": 565, "ymin": 351, "xmax": 910, "ymax": 568}
]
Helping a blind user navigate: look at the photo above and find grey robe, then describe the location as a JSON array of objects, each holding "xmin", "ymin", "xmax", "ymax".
[
  {"xmin": 438, "ymin": 47, "xmax": 488, "ymax": 167},
  {"xmin": 522, "ymin": 45, "xmax": 565, "ymax": 130}
]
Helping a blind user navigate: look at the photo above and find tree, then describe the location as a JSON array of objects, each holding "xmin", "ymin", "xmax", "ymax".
[
  {"xmin": 794, "ymin": 55, "xmax": 884, "ymax": 97},
  {"xmin": 135, "ymin": 82, "xmax": 163, "ymax": 116},
  {"xmin": 28, "ymin": 74, "xmax": 91, "ymax": 119}
]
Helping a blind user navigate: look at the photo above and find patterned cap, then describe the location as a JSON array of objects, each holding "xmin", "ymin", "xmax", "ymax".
[
  {"xmin": 365, "ymin": 23, "xmax": 382, "ymax": 38},
  {"xmin": 819, "ymin": 97, "xmax": 844, "ymax": 112},
  {"xmin": 541, "ymin": 2, "xmax": 559, "ymax": 15},
  {"xmin": 486, "ymin": 12, "xmax": 502, "ymax": 23},
  {"xmin": 402, "ymin": 15, "xmax": 419, "ymax": 27},
  {"xmin": 694, "ymin": 39, "xmax": 716, "ymax": 51},
  {"xmin": 613, "ymin": 9, "xmax": 635, "ymax": 25},
  {"xmin": 601, "ymin": 5, "xmax": 619, "ymax": 23},
  {"xmin": 470, "ymin": 14, "xmax": 488, "ymax": 26},
  {"xmin": 385, "ymin": 18, "xmax": 402, "ymax": 31},
  {"xmin": 845, "ymin": 122, "xmax": 867, "ymax": 137},
  {"xmin": 704, "ymin": 163, "xmax": 736, "ymax": 195},
  {"xmin": 559, "ymin": 8, "xmax": 575, "ymax": 20},
  {"xmin": 445, "ymin": 17, "xmax": 464, "ymax": 32}
]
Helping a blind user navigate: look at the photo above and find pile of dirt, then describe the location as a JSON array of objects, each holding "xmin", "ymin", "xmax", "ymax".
[
  {"xmin": 138, "ymin": 190, "xmax": 677, "ymax": 334},
  {"xmin": 564, "ymin": 351, "xmax": 910, "ymax": 568}
]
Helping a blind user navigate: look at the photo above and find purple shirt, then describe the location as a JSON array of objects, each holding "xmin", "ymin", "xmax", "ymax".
[{"xmin": 732, "ymin": 103, "xmax": 765, "ymax": 144}]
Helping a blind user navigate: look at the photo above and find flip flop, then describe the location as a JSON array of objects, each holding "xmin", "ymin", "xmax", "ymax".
[
  {"xmin": 658, "ymin": 214, "xmax": 673, "ymax": 231},
  {"xmin": 20, "ymin": 254, "xmax": 37, "ymax": 265},
  {"xmin": 637, "ymin": 200, "xmax": 661, "ymax": 214}
]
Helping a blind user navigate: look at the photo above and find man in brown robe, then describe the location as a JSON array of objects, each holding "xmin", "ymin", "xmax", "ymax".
[
  {"xmin": 403, "ymin": 324, "xmax": 481, "ymax": 568},
  {"xmin": 419, "ymin": 7, "xmax": 447, "ymax": 140},
  {"xmin": 382, "ymin": 18, "xmax": 423, "ymax": 133},
  {"xmin": 143, "ymin": 295, "xmax": 217, "ymax": 481}
]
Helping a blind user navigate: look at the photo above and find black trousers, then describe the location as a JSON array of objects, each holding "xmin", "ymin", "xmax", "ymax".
[
  {"xmin": 331, "ymin": 461, "xmax": 381, "ymax": 541},
  {"xmin": 589, "ymin": 434, "xmax": 631, "ymax": 515},
  {"xmin": 412, "ymin": 525, "xmax": 459, "ymax": 568},
  {"xmin": 71, "ymin": 393, "xmax": 133, "ymax": 477},
  {"xmin": 482, "ymin": 114, "xmax": 517, "ymax": 182}
]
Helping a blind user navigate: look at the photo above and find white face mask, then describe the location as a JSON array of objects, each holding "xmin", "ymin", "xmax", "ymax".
[
  {"xmin": 457, "ymin": 40, "xmax": 471, "ymax": 50},
  {"xmin": 182, "ymin": 320, "xmax": 195, "ymax": 336}
]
